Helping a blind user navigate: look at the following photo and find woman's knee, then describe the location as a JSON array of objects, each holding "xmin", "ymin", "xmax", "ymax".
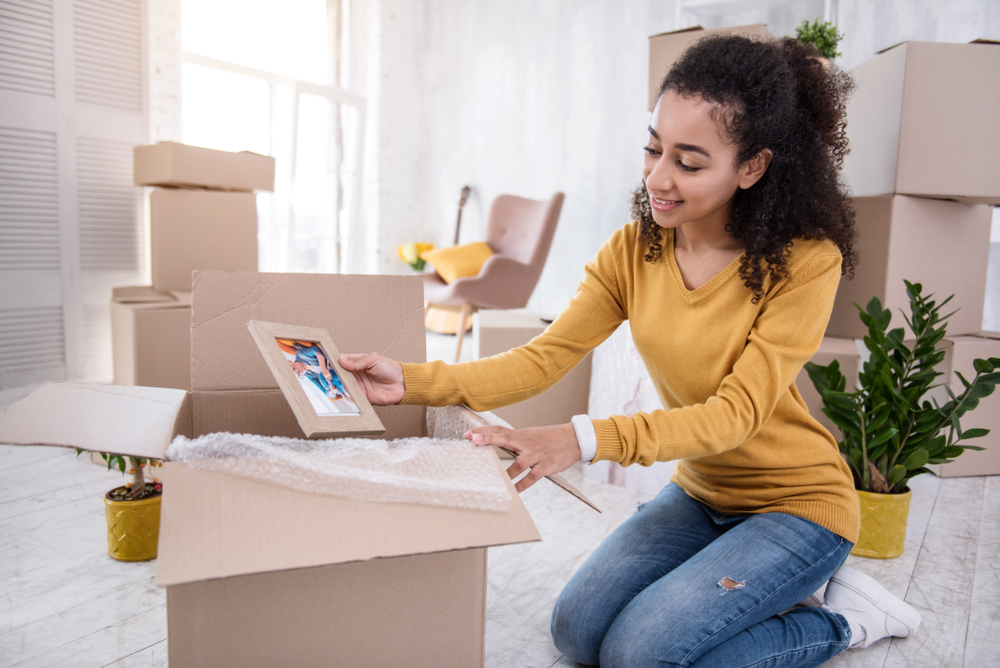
[{"xmin": 549, "ymin": 588, "xmax": 606, "ymax": 666}]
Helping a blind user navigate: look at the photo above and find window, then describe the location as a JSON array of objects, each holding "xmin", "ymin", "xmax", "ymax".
[{"xmin": 179, "ymin": 0, "xmax": 364, "ymax": 274}]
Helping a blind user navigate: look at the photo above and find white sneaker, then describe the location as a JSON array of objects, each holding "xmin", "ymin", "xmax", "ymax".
[{"xmin": 822, "ymin": 564, "xmax": 921, "ymax": 648}]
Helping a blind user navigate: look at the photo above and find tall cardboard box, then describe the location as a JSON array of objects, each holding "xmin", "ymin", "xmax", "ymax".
[
  {"xmin": 936, "ymin": 332, "xmax": 1000, "ymax": 477},
  {"xmin": 111, "ymin": 287, "xmax": 191, "ymax": 390},
  {"xmin": 795, "ymin": 337, "xmax": 861, "ymax": 442},
  {"xmin": 474, "ymin": 310, "xmax": 592, "ymax": 429},
  {"xmin": 150, "ymin": 189, "xmax": 259, "ymax": 293},
  {"xmin": 134, "ymin": 142, "xmax": 275, "ymax": 192},
  {"xmin": 648, "ymin": 24, "xmax": 773, "ymax": 111},
  {"xmin": 842, "ymin": 41, "xmax": 1000, "ymax": 205},
  {"xmin": 0, "ymin": 273, "xmax": 543, "ymax": 667},
  {"xmin": 826, "ymin": 195, "xmax": 992, "ymax": 340}
]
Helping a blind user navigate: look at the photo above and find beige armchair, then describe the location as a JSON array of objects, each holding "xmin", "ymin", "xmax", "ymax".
[{"xmin": 424, "ymin": 192, "xmax": 565, "ymax": 362}]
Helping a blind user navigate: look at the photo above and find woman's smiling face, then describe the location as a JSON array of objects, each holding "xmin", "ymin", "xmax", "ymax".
[{"xmin": 643, "ymin": 90, "xmax": 767, "ymax": 232}]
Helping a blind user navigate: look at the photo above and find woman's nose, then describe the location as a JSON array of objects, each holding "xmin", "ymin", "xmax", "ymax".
[{"xmin": 646, "ymin": 158, "xmax": 674, "ymax": 192}]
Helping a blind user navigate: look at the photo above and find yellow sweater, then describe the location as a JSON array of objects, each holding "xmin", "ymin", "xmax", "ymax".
[{"xmin": 402, "ymin": 222, "xmax": 860, "ymax": 542}]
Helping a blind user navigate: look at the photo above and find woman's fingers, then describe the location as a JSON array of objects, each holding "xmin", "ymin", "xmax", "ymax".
[
  {"xmin": 464, "ymin": 423, "xmax": 580, "ymax": 493},
  {"xmin": 338, "ymin": 352, "xmax": 405, "ymax": 405}
]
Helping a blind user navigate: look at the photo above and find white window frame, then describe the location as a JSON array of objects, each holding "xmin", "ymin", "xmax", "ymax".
[{"xmin": 179, "ymin": 46, "xmax": 366, "ymax": 274}]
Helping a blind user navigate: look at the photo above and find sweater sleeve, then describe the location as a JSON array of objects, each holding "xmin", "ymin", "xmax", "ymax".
[
  {"xmin": 400, "ymin": 229, "xmax": 630, "ymax": 410},
  {"xmin": 593, "ymin": 250, "xmax": 843, "ymax": 466}
]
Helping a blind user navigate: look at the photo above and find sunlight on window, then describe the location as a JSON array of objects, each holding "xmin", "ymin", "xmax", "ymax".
[
  {"xmin": 181, "ymin": 0, "xmax": 328, "ymax": 84},
  {"xmin": 180, "ymin": 63, "xmax": 270, "ymax": 154},
  {"xmin": 180, "ymin": 0, "xmax": 360, "ymax": 275}
]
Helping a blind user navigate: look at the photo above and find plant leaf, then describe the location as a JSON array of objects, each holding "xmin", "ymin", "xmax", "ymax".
[{"xmin": 903, "ymin": 449, "xmax": 930, "ymax": 470}]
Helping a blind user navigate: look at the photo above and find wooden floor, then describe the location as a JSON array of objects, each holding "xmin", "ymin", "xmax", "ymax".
[{"xmin": 0, "ymin": 440, "xmax": 997, "ymax": 667}]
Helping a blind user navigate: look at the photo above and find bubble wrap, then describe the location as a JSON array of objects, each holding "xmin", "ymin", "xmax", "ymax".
[
  {"xmin": 164, "ymin": 428, "xmax": 512, "ymax": 512},
  {"xmin": 426, "ymin": 405, "xmax": 558, "ymax": 514}
]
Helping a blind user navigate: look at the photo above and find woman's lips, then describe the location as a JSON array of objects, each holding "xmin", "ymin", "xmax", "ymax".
[{"xmin": 650, "ymin": 195, "xmax": 682, "ymax": 212}]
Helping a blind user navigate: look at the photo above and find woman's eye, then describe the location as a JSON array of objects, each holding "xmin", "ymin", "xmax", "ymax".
[
  {"xmin": 677, "ymin": 161, "xmax": 701, "ymax": 173},
  {"xmin": 643, "ymin": 145, "xmax": 661, "ymax": 156}
]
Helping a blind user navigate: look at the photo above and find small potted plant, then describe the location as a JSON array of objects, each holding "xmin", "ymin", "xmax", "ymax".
[
  {"xmin": 793, "ymin": 18, "xmax": 844, "ymax": 61},
  {"xmin": 806, "ymin": 281, "xmax": 999, "ymax": 558},
  {"xmin": 88, "ymin": 452, "xmax": 164, "ymax": 561}
]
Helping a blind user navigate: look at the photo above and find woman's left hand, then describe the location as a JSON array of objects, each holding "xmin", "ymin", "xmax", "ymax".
[{"xmin": 464, "ymin": 423, "xmax": 582, "ymax": 493}]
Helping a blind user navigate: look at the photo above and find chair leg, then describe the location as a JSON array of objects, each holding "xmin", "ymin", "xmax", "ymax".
[{"xmin": 454, "ymin": 301, "xmax": 472, "ymax": 364}]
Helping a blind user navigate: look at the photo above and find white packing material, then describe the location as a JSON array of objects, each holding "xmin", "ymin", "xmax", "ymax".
[{"xmin": 165, "ymin": 430, "xmax": 512, "ymax": 512}]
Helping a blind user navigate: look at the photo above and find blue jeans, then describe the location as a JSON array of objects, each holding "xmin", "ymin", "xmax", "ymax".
[{"xmin": 551, "ymin": 484, "xmax": 853, "ymax": 667}]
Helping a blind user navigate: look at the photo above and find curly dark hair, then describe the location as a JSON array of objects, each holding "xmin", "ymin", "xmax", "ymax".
[{"xmin": 634, "ymin": 35, "xmax": 857, "ymax": 302}]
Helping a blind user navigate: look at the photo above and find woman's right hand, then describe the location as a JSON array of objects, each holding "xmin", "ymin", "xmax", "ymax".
[{"xmin": 339, "ymin": 352, "xmax": 405, "ymax": 406}]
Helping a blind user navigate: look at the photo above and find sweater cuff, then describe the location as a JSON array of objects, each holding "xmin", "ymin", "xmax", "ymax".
[
  {"xmin": 399, "ymin": 362, "xmax": 433, "ymax": 405},
  {"xmin": 592, "ymin": 418, "xmax": 625, "ymax": 463}
]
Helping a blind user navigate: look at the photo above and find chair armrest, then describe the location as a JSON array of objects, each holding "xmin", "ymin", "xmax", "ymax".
[{"xmin": 448, "ymin": 254, "xmax": 536, "ymax": 309}]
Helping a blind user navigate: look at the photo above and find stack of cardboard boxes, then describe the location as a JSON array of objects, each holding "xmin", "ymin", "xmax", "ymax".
[
  {"xmin": 111, "ymin": 142, "xmax": 275, "ymax": 391},
  {"xmin": 795, "ymin": 40, "xmax": 1000, "ymax": 477}
]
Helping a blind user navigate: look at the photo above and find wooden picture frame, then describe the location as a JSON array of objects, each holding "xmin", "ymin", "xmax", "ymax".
[{"xmin": 247, "ymin": 320, "xmax": 385, "ymax": 438}]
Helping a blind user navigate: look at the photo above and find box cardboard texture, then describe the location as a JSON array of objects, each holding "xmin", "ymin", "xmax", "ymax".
[
  {"xmin": 935, "ymin": 332, "xmax": 1000, "ymax": 477},
  {"xmin": 0, "ymin": 272, "xmax": 542, "ymax": 668},
  {"xmin": 134, "ymin": 142, "xmax": 275, "ymax": 192},
  {"xmin": 842, "ymin": 41, "xmax": 1000, "ymax": 205},
  {"xmin": 826, "ymin": 195, "xmax": 991, "ymax": 340},
  {"xmin": 648, "ymin": 24, "xmax": 773, "ymax": 111},
  {"xmin": 150, "ymin": 190, "xmax": 258, "ymax": 293},
  {"xmin": 475, "ymin": 310, "xmax": 592, "ymax": 429},
  {"xmin": 111, "ymin": 287, "xmax": 191, "ymax": 390}
]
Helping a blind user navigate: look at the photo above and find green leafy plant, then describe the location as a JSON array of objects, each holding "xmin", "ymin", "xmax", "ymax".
[
  {"xmin": 794, "ymin": 19, "xmax": 844, "ymax": 59},
  {"xmin": 806, "ymin": 281, "xmax": 1000, "ymax": 494},
  {"xmin": 78, "ymin": 451, "xmax": 163, "ymax": 500}
]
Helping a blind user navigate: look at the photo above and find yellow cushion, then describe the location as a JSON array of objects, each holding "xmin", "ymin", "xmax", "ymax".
[{"xmin": 420, "ymin": 242, "xmax": 494, "ymax": 284}]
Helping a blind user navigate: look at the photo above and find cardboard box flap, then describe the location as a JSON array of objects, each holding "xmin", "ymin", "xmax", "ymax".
[
  {"xmin": 190, "ymin": 272, "xmax": 427, "ymax": 393},
  {"xmin": 113, "ymin": 286, "xmax": 177, "ymax": 304},
  {"xmin": 0, "ymin": 382, "xmax": 190, "ymax": 459},
  {"xmin": 156, "ymin": 449, "xmax": 540, "ymax": 587}
]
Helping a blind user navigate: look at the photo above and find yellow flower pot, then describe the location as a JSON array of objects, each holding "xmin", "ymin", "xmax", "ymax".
[
  {"xmin": 104, "ymin": 488, "xmax": 162, "ymax": 562},
  {"xmin": 851, "ymin": 489, "xmax": 911, "ymax": 559}
]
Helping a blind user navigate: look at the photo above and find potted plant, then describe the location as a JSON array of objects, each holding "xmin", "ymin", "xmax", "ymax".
[
  {"xmin": 86, "ymin": 451, "xmax": 164, "ymax": 561},
  {"xmin": 805, "ymin": 281, "xmax": 999, "ymax": 558},
  {"xmin": 792, "ymin": 19, "xmax": 844, "ymax": 61}
]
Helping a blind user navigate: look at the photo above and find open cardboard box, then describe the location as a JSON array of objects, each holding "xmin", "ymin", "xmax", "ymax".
[
  {"xmin": 842, "ymin": 40, "xmax": 1000, "ymax": 205},
  {"xmin": 111, "ymin": 287, "xmax": 192, "ymax": 390},
  {"xmin": 0, "ymin": 271, "xmax": 596, "ymax": 667}
]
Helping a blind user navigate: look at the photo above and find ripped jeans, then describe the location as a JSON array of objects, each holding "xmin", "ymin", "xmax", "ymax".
[{"xmin": 550, "ymin": 483, "xmax": 853, "ymax": 667}]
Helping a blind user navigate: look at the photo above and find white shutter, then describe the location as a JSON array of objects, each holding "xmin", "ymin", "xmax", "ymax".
[
  {"xmin": 0, "ymin": 126, "xmax": 60, "ymax": 271},
  {"xmin": 0, "ymin": 0, "xmax": 56, "ymax": 97},
  {"xmin": 77, "ymin": 136, "xmax": 142, "ymax": 271},
  {"xmin": 0, "ymin": 0, "xmax": 147, "ymax": 390},
  {"xmin": 73, "ymin": 0, "xmax": 142, "ymax": 111}
]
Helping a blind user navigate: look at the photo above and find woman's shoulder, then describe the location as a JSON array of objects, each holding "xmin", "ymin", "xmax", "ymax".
[{"xmin": 787, "ymin": 236, "xmax": 842, "ymax": 269}]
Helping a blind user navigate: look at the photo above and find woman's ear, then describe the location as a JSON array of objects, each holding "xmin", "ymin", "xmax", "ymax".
[{"xmin": 738, "ymin": 149, "xmax": 773, "ymax": 189}]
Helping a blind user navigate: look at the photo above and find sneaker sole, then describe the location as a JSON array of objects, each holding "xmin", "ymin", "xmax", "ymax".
[{"xmin": 830, "ymin": 567, "xmax": 921, "ymax": 636}]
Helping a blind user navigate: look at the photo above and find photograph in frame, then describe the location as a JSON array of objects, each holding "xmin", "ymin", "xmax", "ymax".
[{"xmin": 247, "ymin": 320, "xmax": 385, "ymax": 438}]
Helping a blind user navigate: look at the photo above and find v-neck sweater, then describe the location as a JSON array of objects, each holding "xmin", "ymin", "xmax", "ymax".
[{"xmin": 401, "ymin": 222, "xmax": 860, "ymax": 542}]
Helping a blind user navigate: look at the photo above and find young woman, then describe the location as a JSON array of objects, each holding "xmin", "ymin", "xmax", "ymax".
[{"xmin": 341, "ymin": 35, "xmax": 920, "ymax": 667}]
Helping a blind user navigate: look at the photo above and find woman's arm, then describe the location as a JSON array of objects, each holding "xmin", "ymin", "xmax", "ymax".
[{"xmin": 594, "ymin": 250, "xmax": 843, "ymax": 466}]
